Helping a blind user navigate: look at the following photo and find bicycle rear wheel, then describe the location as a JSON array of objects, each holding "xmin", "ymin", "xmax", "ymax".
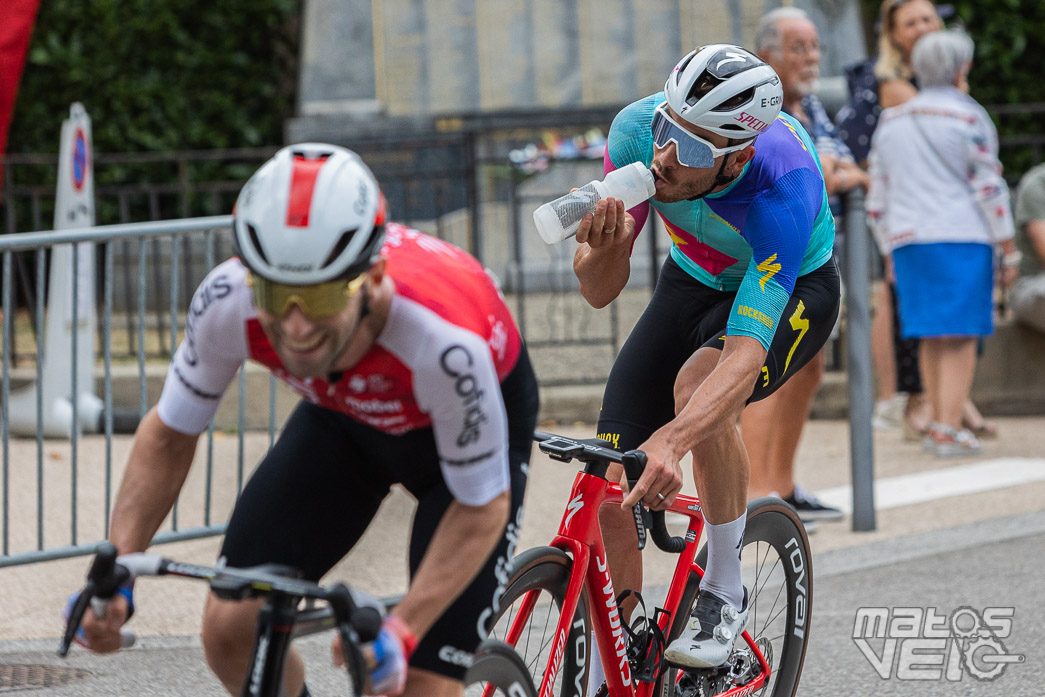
[
  {"xmin": 661, "ymin": 497, "xmax": 812, "ymax": 697},
  {"xmin": 484, "ymin": 546, "xmax": 590, "ymax": 697}
]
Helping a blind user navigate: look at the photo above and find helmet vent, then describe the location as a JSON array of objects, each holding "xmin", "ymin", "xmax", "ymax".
[
  {"xmin": 711, "ymin": 86, "xmax": 755, "ymax": 112},
  {"xmin": 675, "ymin": 53, "xmax": 696, "ymax": 84},
  {"xmin": 321, "ymin": 228, "xmax": 359, "ymax": 270},
  {"xmin": 247, "ymin": 224, "xmax": 271, "ymax": 265},
  {"xmin": 291, "ymin": 149, "xmax": 333, "ymax": 161},
  {"xmin": 686, "ymin": 73, "xmax": 721, "ymax": 105}
]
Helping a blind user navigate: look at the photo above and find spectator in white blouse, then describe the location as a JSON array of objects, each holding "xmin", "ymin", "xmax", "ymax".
[{"xmin": 867, "ymin": 30, "xmax": 1019, "ymax": 457}]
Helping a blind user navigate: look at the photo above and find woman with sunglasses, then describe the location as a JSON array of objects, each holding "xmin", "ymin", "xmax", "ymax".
[
  {"xmin": 572, "ymin": 44, "xmax": 839, "ymax": 682},
  {"xmin": 75, "ymin": 143, "xmax": 539, "ymax": 697}
]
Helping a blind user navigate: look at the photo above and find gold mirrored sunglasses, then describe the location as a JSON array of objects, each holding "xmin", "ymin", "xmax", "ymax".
[{"xmin": 246, "ymin": 272, "xmax": 367, "ymax": 319}]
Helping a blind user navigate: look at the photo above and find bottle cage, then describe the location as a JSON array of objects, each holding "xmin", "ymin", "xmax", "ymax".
[{"xmin": 617, "ymin": 589, "xmax": 671, "ymax": 684}]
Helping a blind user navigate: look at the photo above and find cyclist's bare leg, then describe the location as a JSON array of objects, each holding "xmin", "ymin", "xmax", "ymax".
[
  {"xmin": 688, "ymin": 425, "xmax": 749, "ymax": 526},
  {"xmin": 673, "ymin": 348, "xmax": 748, "ymax": 526},
  {"xmin": 600, "ymin": 461, "xmax": 643, "ymax": 618},
  {"xmin": 741, "ymin": 350, "xmax": 824, "ymax": 497},
  {"xmin": 202, "ymin": 594, "xmax": 306, "ymax": 696},
  {"xmin": 404, "ymin": 666, "xmax": 463, "ymax": 696},
  {"xmin": 673, "ymin": 346, "xmax": 749, "ymax": 610}
]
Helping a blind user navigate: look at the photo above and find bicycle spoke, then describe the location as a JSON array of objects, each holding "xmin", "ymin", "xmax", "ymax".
[
  {"xmin": 752, "ymin": 541, "xmax": 775, "ymax": 590},
  {"xmin": 758, "ymin": 587, "xmax": 789, "ymax": 636},
  {"xmin": 530, "ymin": 598, "xmax": 555, "ymax": 674},
  {"xmin": 750, "ymin": 561, "xmax": 784, "ymax": 626}
]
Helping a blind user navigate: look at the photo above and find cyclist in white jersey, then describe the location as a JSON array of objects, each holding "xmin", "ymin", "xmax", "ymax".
[{"xmin": 74, "ymin": 144, "xmax": 539, "ymax": 697}]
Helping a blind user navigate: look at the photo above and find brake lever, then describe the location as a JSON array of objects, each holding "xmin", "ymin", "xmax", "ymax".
[
  {"xmin": 58, "ymin": 583, "xmax": 95, "ymax": 657},
  {"xmin": 631, "ymin": 501, "xmax": 649, "ymax": 551},
  {"xmin": 339, "ymin": 622, "xmax": 368, "ymax": 697},
  {"xmin": 59, "ymin": 542, "xmax": 123, "ymax": 657}
]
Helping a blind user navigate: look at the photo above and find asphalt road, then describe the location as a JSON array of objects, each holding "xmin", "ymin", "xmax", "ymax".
[{"xmin": 3, "ymin": 513, "xmax": 1043, "ymax": 696}]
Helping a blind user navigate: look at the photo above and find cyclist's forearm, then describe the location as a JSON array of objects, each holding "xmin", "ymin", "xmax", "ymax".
[
  {"xmin": 109, "ymin": 407, "xmax": 199, "ymax": 553},
  {"xmin": 574, "ymin": 243, "xmax": 630, "ymax": 308},
  {"xmin": 392, "ymin": 491, "xmax": 511, "ymax": 639}
]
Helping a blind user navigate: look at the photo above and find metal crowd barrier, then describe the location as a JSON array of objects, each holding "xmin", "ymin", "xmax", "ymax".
[
  {"xmin": 0, "ymin": 216, "xmax": 285, "ymax": 567},
  {"xmin": 0, "ymin": 192, "xmax": 881, "ymax": 567}
]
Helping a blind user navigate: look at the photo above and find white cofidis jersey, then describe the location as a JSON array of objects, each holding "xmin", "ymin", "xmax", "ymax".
[{"xmin": 157, "ymin": 224, "xmax": 523, "ymax": 506}]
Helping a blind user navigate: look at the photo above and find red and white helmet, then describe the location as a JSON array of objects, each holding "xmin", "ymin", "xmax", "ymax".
[
  {"xmin": 233, "ymin": 143, "xmax": 387, "ymax": 285},
  {"xmin": 664, "ymin": 44, "xmax": 783, "ymax": 139}
]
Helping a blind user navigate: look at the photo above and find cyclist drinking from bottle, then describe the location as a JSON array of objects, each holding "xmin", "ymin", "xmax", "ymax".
[
  {"xmin": 573, "ymin": 44, "xmax": 838, "ymax": 674},
  {"xmin": 72, "ymin": 143, "xmax": 539, "ymax": 697}
]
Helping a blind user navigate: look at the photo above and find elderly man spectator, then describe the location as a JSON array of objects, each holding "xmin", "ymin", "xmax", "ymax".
[
  {"xmin": 755, "ymin": 7, "xmax": 868, "ymax": 199},
  {"xmin": 867, "ymin": 30, "xmax": 1018, "ymax": 457},
  {"xmin": 1010, "ymin": 164, "xmax": 1045, "ymax": 332},
  {"xmin": 734, "ymin": 6, "xmax": 859, "ymax": 523}
]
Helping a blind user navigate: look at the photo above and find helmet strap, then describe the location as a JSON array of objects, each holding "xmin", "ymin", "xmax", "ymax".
[
  {"xmin": 358, "ymin": 282, "xmax": 371, "ymax": 320},
  {"xmin": 686, "ymin": 154, "xmax": 735, "ymax": 201}
]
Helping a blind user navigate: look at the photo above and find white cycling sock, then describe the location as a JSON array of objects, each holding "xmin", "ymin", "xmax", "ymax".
[
  {"xmin": 699, "ymin": 512, "xmax": 746, "ymax": 610},
  {"xmin": 586, "ymin": 630, "xmax": 605, "ymax": 697}
]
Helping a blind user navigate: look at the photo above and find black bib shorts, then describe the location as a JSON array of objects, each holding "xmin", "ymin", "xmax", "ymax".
[
  {"xmin": 597, "ymin": 256, "xmax": 840, "ymax": 452},
  {"xmin": 219, "ymin": 348, "xmax": 539, "ymax": 681}
]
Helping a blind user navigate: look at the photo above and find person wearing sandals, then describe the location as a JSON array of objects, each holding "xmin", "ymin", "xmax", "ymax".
[
  {"xmin": 837, "ymin": 0, "xmax": 945, "ymax": 442},
  {"xmin": 867, "ymin": 30, "xmax": 1019, "ymax": 457}
]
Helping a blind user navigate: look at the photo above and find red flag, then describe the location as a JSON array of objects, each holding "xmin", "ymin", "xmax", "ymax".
[{"xmin": 0, "ymin": 0, "xmax": 41, "ymax": 184}]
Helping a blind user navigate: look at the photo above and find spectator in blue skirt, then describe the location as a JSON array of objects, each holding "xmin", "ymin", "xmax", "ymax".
[{"xmin": 867, "ymin": 30, "xmax": 1019, "ymax": 457}]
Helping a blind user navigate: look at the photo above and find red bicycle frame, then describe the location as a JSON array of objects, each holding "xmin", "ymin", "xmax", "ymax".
[{"xmin": 501, "ymin": 468, "xmax": 771, "ymax": 697}]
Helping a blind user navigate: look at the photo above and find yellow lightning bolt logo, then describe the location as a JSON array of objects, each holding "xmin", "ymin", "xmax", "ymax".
[
  {"xmin": 667, "ymin": 227, "xmax": 688, "ymax": 246},
  {"xmin": 784, "ymin": 301, "xmax": 809, "ymax": 374},
  {"xmin": 757, "ymin": 253, "xmax": 781, "ymax": 291}
]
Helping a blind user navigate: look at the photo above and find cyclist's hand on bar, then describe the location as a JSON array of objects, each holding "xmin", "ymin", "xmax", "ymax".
[
  {"xmin": 66, "ymin": 591, "xmax": 131, "ymax": 653},
  {"xmin": 334, "ymin": 615, "xmax": 414, "ymax": 696},
  {"xmin": 620, "ymin": 432, "xmax": 683, "ymax": 511}
]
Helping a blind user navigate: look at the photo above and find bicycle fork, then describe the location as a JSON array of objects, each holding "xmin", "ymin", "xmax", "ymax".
[{"xmin": 242, "ymin": 592, "xmax": 299, "ymax": 697}]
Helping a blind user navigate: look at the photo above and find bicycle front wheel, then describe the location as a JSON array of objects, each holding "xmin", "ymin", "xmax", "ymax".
[
  {"xmin": 465, "ymin": 639, "xmax": 538, "ymax": 697},
  {"xmin": 484, "ymin": 546, "xmax": 590, "ymax": 697},
  {"xmin": 661, "ymin": 497, "xmax": 812, "ymax": 697}
]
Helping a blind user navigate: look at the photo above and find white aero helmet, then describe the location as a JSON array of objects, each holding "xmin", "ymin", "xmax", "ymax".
[
  {"xmin": 233, "ymin": 143, "xmax": 387, "ymax": 285},
  {"xmin": 664, "ymin": 44, "xmax": 783, "ymax": 139}
]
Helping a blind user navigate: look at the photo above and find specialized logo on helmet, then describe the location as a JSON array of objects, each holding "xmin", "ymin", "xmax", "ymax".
[
  {"xmin": 735, "ymin": 112, "xmax": 771, "ymax": 132},
  {"xmin": 708, "ymin": 48, "xmax": 763, "ymax": 78},
  {"xmin": 715, "ymin": 51, "xmax": 752, "ymax": 70}
]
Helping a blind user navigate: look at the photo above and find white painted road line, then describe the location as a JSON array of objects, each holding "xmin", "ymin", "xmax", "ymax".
[{"xmin": 815, "ymin": 458, "xmax": 1045, "ymax": 514}]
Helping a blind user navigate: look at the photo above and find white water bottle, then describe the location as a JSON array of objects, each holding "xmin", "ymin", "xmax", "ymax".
[{"xmin": 532, "ymin": 162, "xmax": 656, "ymax": 244}]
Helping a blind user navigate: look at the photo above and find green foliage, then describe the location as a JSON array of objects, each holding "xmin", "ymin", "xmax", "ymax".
[
  {"xmin": 8, "ymin": 0, "xmax": 301, "ymax": 156},
  {"xmin": 951, "ymin": 0, "xmax": 1044, "ymax": 177},
  {"xmin": 3, "ymin": 0, "xmax": 300, "ymax": 228}
]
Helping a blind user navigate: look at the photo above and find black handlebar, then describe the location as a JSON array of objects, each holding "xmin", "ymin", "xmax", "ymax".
[
  {"xmin": 60, "ymin": 545, "xmax": 382, "ymax": 695},
  {"xmin": 534, "ymin": 431, "xmax": 688, "ymax": 554}
]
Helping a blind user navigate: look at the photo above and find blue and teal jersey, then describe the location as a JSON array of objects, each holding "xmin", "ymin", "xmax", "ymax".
[{"xmin": 606, "ymin": 92, "xmax": 836, "ymax": 350}]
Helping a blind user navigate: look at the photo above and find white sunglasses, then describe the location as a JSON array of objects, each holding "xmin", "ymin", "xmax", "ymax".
[{"xmin": 651, "ymin": 102, "xmax": 750, "ymax": 168}]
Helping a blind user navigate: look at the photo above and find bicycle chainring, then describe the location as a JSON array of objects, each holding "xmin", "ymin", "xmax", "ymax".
[{"xmin": 670, "ymin": 647, "xmax": 764, "ymax": 697}]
